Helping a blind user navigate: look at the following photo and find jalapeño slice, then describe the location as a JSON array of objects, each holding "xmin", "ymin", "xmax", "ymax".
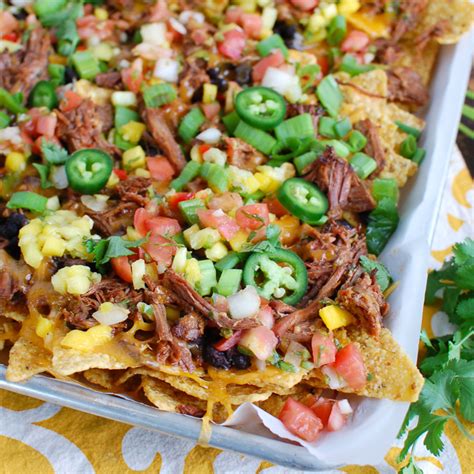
[
  {"xmin": 235, "ymin": 86, "xmax": 286, "ymax": 131},
  {"xmin": 65, "ymin": 149, "xmax": 113, "ymax": 194},
  {"xmin": 277, "ymin": 178, "xmax": 328, "ymax": 225}
]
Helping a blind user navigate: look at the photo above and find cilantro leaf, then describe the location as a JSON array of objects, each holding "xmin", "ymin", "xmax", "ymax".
[
  {"xmin": 366, "ymin": 197, "xmax": 399, "ymax": 255},
  {"xmin": 425, "ymin": 260, "xmax": 457, "ymax": 305},
  {"xmin": 453, "ymin": 359, "xmax": 474, "ymax": 422},
  {"xmin": 399, "ymin": 457, "xmax": 423, "ymax": 474},
  {"xmin": 456, "ymin": 294, "xmax": 474, "ymax": 320},
  {"xmin": 265, "ymin": 224, "xmax": 281, "ymax": 247},
  {"xmin": 454, "ymin": 261, "xmax": 474, "ymax": 290},
  {"xmin": 41, "ymin": 139, "xmax": 69, "ymax": 165},
  {"xmin": 441, "ymin": 286, "xmax": 462, "ymax": 322},
  {"xmin": 453, "ymin": 238, "xmax": 474, "ymax": 265},
  {"xmin": 359, "ymin": 255, "xmax": 392, "ymax": 291},
  {"xmin": 32, "ymin": 163, "xmax": 52, "ymax": 189},
  {"xmin": 420, "ymin": 370, "xmax": 457, "ymax": 412}
]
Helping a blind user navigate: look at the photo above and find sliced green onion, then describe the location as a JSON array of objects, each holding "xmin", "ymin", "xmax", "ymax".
[
  {"xmin": 6, "ymin": 191, "xmax": 48, "ymax": 214},
  {"xmin": 411, "ymin": 147, "xmax": 426, "ymax": 165},
  {"xmin": 275, "ymin": 113, "xmax": 315, "ymax": 141},
  {"xmin": 318, "ymin": 116, "xmax": 337, "ymax": 138},
  {"xmin": 298, "ymin": 64, "xmax": 321, "ymax": 92},
  {"xmin": 216, "ymin": 252, "xmax": 245, "ymax": 272},
  {"xmin": 171, "ymin": 161, "xmax": 202, "ymax": 191},
  {"xmin": 199, "ymin": 162, "xmax": 213, "ymax": 180},
  {"xmin": 179, "ymin": 198, "xmax": 205, "ymax": 225},
  {"xmin": 327, "ymin": 15, "xmax": 347, "ymax": 46},
  {"xmin": 56, "ymin": 19, "xmax": 79, "ymax": 57},
  {"xmin": 33, "ymin": 0, "xmax": 67, "ymax": 17},
  {"xmin": 142, "ymin": 83, "xmax": 177, "ymax": 108},
  {"xmin": 234, "ymin": 121, "xmax": 276, "ymax": 155},
  {"xmin": 0, "ymin": 87, "xmax": 26, "ymax": 114},
  {"xmin": 36, "ymin": 0, "xmax": 83, "ymax": 27},
  {"xmin": 294, "ymin": 151, "xmax": 318, "ymax": 175},
  {"xmin": 48, "ymin": 64, "xmax": 66, "ymax": 86},
  {"xmin": 0, "ymin": 111, "xmax": 11, "ymax": 129},
  {"xmin": 72, "ymin": 51, "xmax": 101, "ymax": 80},
  {"xmin": 257, "ymin": 34, "xmax": 288, "ymax": 59},
  {"xmin": 114, "ymin": 131, "xmax": 135, "ymax": 151},
  {"xmin": 350, "ymin": 152, "xmax": 377, "ymax": 179},
  {"xmin": 316, "ymin": 75, "xmax": 343, "ymax": 118},
  {"xmin": 347, "ymin": 130, "xmax": 367, "ymax": 152},
  {"xmin": 33, "ymin": 163, "xmax": 52, "ymax": 189},
  {"xmin": 322, "ymin": 139, "xmax": 351, "ymax": 158},
  {"xmin": 217, "ymin": 269, "xmax": 242, "ymax": 297},
  {"xmin": 339, "ymin": 54, "xmax": 375, "ymax": 77},
  {"xmin": 243, "ymin": 190, "xmax": 265, "ymax": 204},
  {"xmin": 114, "ymin": 106, "xmax": 139, "ymax": 128},
  {"xmin": 399, "ymin": 135, "xmax": 417, "ymax": 159},
  {"xmin": 372, "ymin": 178, "xmax": 399, "ymax": 203},
  {"xmin": 271, "ymin": 137, "xmax": 310, "ymax": 161},
  {"xmin": 179, "ymin": 108, "xmax": 206, "ymax": 144},
  {"xmin": 207, "ymin": 164, "xmax": 229, "ymax": 193},
  {"xmin": 334, "ymin": 117, "xmax": 352, "ymax": 138},
  {"xmin": 196, "ymin": 260, "xmax": 217, "ymax": 296},
  {"xmin": 222, "ymin": 111, "xmax": 240, "ymax": 134},
  {"xmin": 395, "ymin": 120, "xmax": 422, "ymax": 139}
]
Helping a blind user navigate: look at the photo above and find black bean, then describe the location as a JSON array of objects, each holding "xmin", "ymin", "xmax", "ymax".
[
  {"xmin": 13, "ymin": 9, "xmax": 28, "ymax": 20},
  {"xmin": 203, "ymin": 345, "xmax": 232, "ymax": 370},
  {"xmin": 0, "ymin": 213, "xmax": 27, "ymax": 239},
  {"xmin": 207, "ymin": 67, "xmax": 220, "ymax": 80},
  {"xmin": 191, "ymin": 84, "xmax": 204, "ymax": 103},
  {"xmin": 228, "ymin": 348, "xmax": 251, "ymax": 370},
  {"xmin": 234, "ymin": 63, "xmax": 253, "ymax": 87},
  {"xmin": 273, "ymin": 21, "xmax": 297, "ymax": 43},
  {"xmin": 64, "ymin": 66, "xmax": 79, "ymax": 84}
]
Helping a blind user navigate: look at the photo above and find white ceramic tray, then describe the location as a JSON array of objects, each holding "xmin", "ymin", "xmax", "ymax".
[{"xmin": 1, "ymin": 29, "xmax": 473, "ymax": 471}]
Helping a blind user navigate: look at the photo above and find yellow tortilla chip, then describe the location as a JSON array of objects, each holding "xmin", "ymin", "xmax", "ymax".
[
  {"xmin": 256, "ymin": 385, "xmax": 320, "ymax": 417},
  {"xmin": 82, "ymin": 368, "xmax": 120, "ymax": 390},
  {"xmin": 6, "ymin": 336, "xmax": 52, "ymax": 382},
  {"xmin": 305, "ymin": 327, "xmax": 424, "ymax": 402},
  {"xmin": 412, "ymin": 0, "xmax": 474, "ymax": 44}
]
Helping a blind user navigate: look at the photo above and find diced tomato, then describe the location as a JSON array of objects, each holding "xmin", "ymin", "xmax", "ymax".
[
  {"xmin": 290, "ymin": 0, "xmax": 319, "ymax": 11},
  {"xmin": 239, "ymin": 326, "xmax": 278, "ymax": 360},
  {"xmin": 341, "ymin": 30, "xmax": 370, "ymax": 53},
  {"xmin": 121, "ymin": 58, "xmax": 143, "ymax": 93},
  {"xmin": 317, "ymin": 55, "xmax": 329, "ymax": 76},
  {"xmin": 265, "ymin": 198, "xmax": 289, "ymax": 217},
  {"xmin": 236, "ymin": 203, "xmax": 270, "ymax": 230},
  {"xmin": 214, "ymin": 330, "xmax": 242, "ymax": 351},
  {"xmin": 256, "ymin": 305, "xmax": 274, "ymax": 328},
  {"xmin": 111, "ymin": 256, "xmax": 133, "ymax": 283},
  {"xmin": 146, "ymin": 156, "xmax": 175, "ymax": 182},
  {"xmin": 279, "ymin": 397, "xmax": 323, "ymax": 442},
  {"xmin": 218, "ymin": 29, "xmax": 246, "ymax": 60},
  {"xmin": 134, "ymin": 209, "xmax": 181, "ymax": 237},
  {"xmin": 201, "ymin": 102, "xmax": 221, "ymax": 120},
  {"xmin": 225, "ymin": 6, "xmax": 244, "ymax": 24},
  {"xmin": 0, "ymin": 11, "xmax": 18, "ymax": 36},
  {"xmin": 113, "ymin": 169, "xmax": 128, "ymax": 180},
  {"xmin": 333, "ymin": 343, "xmax": 367, "ymax": 390},
  {"xmin": 308, "ymin": 397, "xmax": 334, "ymax": 426},
  {"xmin": 241, "ymin": 13, "xmax": 262, "ymax": 40},
  {"xmin": 311, "ymin": 332, "xmax": 337, "ymax": 368},
  {"xmin": 36, "ymin": 114, "xmax": 57, "ymax": 138},
  {"xmin": 61, "ymin": 91, "xmax": 82, "ymax": 112},
  {"xmin": 252, "ymin": 50, "xmax": 285, "ymax": 82},
  {"xmin": 208, "ymin": 192, "xmax": 243, "ymax": 212},
  {"xmin": 144, "ymin": 233, "xmax": 177, "ymax": 267},
  {"xmin": 326, "ymin": 403, "xmax": 347, "ymax": 432},
  {"xmin": 167, "ymin": 192, "xmax": 195, "ymax": 211},
  {"xmin": 199, "ymin": 144, "xmax": 211, "ymax": 155},
  {"xmin": 3, "ymin": 32, "xmax": 18, "ymax": 42},
  {"xmin": 197, "ymin": 209, "xmax": 240, "ymax": 240}
]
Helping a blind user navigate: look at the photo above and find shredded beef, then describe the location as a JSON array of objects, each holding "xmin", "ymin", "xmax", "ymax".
[
  {"xmin": 0, "ymin": 27, "xmax": 51, "ymax": 96},
  {"xmin": 224, "ymin": 137, "xmax": 267, "ymax": 172},
  {"xmin": 56, "ymin": 99, "xmax": 118, "ymax": 155},
  {"xmin": 116, "ymin": 176, "xmax": 151, "ymax": 206},
  {"xmin": 177, "ymin": 405, "xmax": 205, "ymax": 417},
  {"xmin": 355, "ymin": 119, "xmax": 385, "ymax": 172},
  {"xmin": 88, "ymin": 201, "xmax": 137, "ymax": 236},
  {"xmin": 179, "ymin": 58, "xmax": 210, "ymax": 101},
  {"xmin": 391, "ymin": 0, "xmax": 429, "ymax": 43},
  {"xmin": 95, "ymin": 71, "xmax": 123, "ymax": 89},
  {"xmin": 304, "ymin": 147, "xmax": 375, "ymax": 219},
  {"xmin": 337, "ymin": 272, "xmax": 389, "ymax": 337},
  {"xmin": 143, "ymin": 108, "xmax": 187, "ymax": 171},
  {"xmin": 286, "ymin": 104, "xmax": 324, "ymax": 130},
  {"xmin": 172, "ymin": 312, "xmax": 205, "ymax": 342},
  {"xmin": 387, "ymin": 67, "xmax": 429, "ymax": 107},
  {"xmin": 414, "ymin": 20, "xmax": 449, "ymax": 51}
]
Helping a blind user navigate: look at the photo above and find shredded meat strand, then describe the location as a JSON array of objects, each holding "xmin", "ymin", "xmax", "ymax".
[
  {"xmin": 178, "ymin": 58, "xmax": 210, "ymax": 100},
  {"xmin": 116, "ymin": 176, "xmax": 152, "ymax": 206},
  {"xmin": 95, "ymin": 71, "xmax": 123, "ymax": 89},
  {"xmin": 172, "ymin": 312, "xmax": 205, "ymax": 342},
  {"xmin": 387, "ymin": 67, "xmax": 429, "ymax": 107},
  {"xmin": 224, "ymin": 137, "xmax": 267, "ymax": 172},
  {"xmin": 355, "ymin": 119, "xmax": 385, "ymax": 172}
]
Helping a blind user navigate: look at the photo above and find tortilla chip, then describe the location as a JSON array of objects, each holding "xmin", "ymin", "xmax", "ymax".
[
  {"xmin": 6, "ymin": 336, "xmax": 52, "ymax": 382},
  {"xmin": 82, "ymin": 368, "xmax": 120, "ymax": 390},
  {"xmin": 52, "ymin": 346, "xmax": 138, "ymax": 376},
  {"xmin": 305, "ymin": 328, "xmax": 424, "ymax": 402},
  {"xmin": 412, "ymin": 0, "xmax": 474, "ymax": 44},
  {"xmin": 256, "ymin": 385, "xmax": 320, "ymax": 417}
]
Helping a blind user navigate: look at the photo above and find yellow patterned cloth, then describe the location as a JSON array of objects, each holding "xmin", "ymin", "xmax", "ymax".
[{"xmin": 1, "ymin": 148, "xmax": 472, "ymax": 474}]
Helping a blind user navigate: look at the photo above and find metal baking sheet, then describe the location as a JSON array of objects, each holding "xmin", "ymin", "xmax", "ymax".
[{"xmin": 1, "ymin": 29, "xmax": 473, "ymax": 471}]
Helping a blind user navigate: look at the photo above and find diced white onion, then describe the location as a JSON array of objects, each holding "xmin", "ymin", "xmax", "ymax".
[
  {"xmin": 196, "ymin": 128, "xmax": 222, "ymax": 145},
  {"xmin": 261, "ymin": 67, "xmax": 302, "ymax": 103},
  {"xmin": 337, "ymin": 399, "xmax": 353, "ymax": 415},
  {"xmin": 255, "ymin": 359, "xmax": 267, "ymax": 371},
  {"xmin": 80, "ymin": 194, "xmax": 109, "ymax": 212},
  {"xmin": 140, "ymin": 23, "xmax": 168, "ymax": 47},
  {"xmin": 92, "ymin": 304, "xmax": 129, "ymax": 326},
  {"xmin": 51, "ymin": 165, "xmax": 69, "ymax": 190},
  {"xmin": 283, "ymin": 341, "xmax": 307, "ymax": 368},
  {"xmin": 46, "ymin": 196, "xmax": 60, "ymax": 211},
  {"xmin": 227, "ymin": 285, "xmax": 260, "ymax": 320},
  {"xmin": 169, "ymin": 17, "xmax": 187, "ymax": 35},
  {"xmin": 111, "ymin": 91, "xmax": 137, "ymax": 107},
  {"xmin": 179, "ymin": 10, "xmax": 205, "ymax": 25},
  {"xmin": 322, "ymin": 366, "xmax": 347, "ymax": 390},
  {"xmin": 153, "ymin": 58, "xmax": 180, "ymax": 83},
  {"xmin": 131, "ymin": 259, "xmax": 146, "ymax": 290}
]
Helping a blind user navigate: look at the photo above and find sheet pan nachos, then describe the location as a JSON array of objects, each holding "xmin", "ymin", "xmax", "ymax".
[{"xmin": 0, "ymin": 0, "xmax": 472, "ymax": 443}]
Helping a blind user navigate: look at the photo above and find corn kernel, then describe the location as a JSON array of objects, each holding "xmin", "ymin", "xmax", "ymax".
[
  {"xmin": 61, "ymin": 325, "xmax": 113, "ymax": 352},
  {"xmin": 36, "ymin": 316, "xmax": 53, "ymax": 339},
  {"xmin": 122, "ymin": 145, "xmax": 146, "ymax": 170},
  {"xmin": 120, "ymin": 121, "xmax": 146, "ymax": 144},
  {"xmin": 107, "ymin": 171, "xmax": 120, "ymax": 188},
  {"xmin": 41, "ymin": 236, "xmax": 66, "ymax": 257},
  {"xmin": 229, "ymin": 230, "xmax": 249, "ymax": 251},
  {"xmin": 94, "ymin": 7, "xmax": 109, "ymax": 20},
  {"xmin": 203, "ymin": 83, "xmax": 217, "ymax": 104},
  {"xmin": 322, "ymin": 4, "xmax": 338, "ymax": 20},
  {"xmin": 243, "ymin": 175, "xmax": 260, "ymax": 194},
  {"xmin": 319, "ymin": 305, "xmax": 355, "ymax": 330},
  {"xmin": 205, "ymin": 242, "xmax": 228, "ymax": 261},
  {"xmin": 338, "ymin": 0, "xmax": 361, "ymax": 15},
  {"xmin": 5, "ymin": 152, "xmax": 27, "ymax": 172},
  {"xmin": 189, "ymin": 228, "xmax": 221, "ymax": 250}
]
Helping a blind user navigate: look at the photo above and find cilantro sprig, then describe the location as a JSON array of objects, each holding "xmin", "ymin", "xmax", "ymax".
[{"xmin": 398, "ymin": 238, "xmax": 474, "ymax": 472}]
